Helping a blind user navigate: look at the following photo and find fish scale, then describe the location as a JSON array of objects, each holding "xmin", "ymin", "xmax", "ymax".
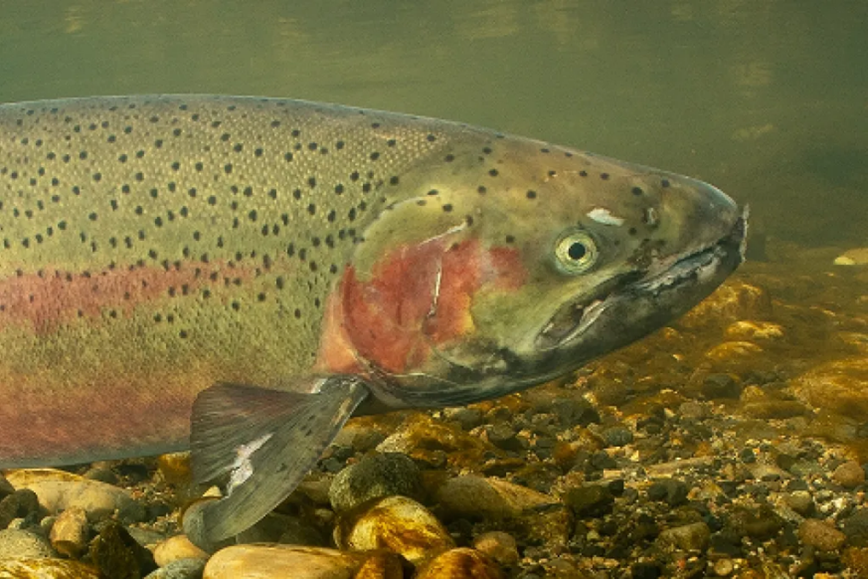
[
  {"xmin": 0, "ymin": 94, "xmax": 746, "ymax": 544},
  {"xmin": 0, "ymin": 95, "xmax": 466, "ymax": 465}
]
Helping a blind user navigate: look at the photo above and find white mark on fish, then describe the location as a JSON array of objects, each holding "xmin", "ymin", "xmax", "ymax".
[
  {"xmin": 587, "ymin": 207, "xmax": 624, "ymax": 226},
  {"xmin": 644, "ymin": 207, "xmax": 659, "ymax": 227},
  {"xmin": 227, "ymin": 432, "xmax": 273, "ymax": 495}
]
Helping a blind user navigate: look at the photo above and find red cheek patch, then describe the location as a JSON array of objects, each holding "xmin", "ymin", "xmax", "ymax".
[{"xmin": 318, "ymin": 238, "xmax": 527, "ymax": 376}]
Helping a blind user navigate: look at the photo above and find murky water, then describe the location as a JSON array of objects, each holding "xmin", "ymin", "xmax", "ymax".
[{"xmin": 1, "ymin": 0, "xmax": 865, "ymax": 246}]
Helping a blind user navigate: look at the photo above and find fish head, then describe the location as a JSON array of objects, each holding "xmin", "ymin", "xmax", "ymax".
[{"xmin": 322, "ymin": 137, "xmax": 747, "ymax": 408}]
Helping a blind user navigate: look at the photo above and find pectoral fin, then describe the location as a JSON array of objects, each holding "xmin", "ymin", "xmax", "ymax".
[{"xmin": 187, "ymin": 376, "xmax": 369, "ymax": 544}]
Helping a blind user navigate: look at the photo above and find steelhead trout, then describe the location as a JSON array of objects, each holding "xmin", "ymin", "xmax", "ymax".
[{"xmin": 0, "ymin": 95, "xmax": 746, "ymax": 544}]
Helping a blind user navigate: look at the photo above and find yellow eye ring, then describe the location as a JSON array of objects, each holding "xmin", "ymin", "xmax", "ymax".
[{"xmin": 554, "ymin": 229, "xmax": 598, "ymax": 274}]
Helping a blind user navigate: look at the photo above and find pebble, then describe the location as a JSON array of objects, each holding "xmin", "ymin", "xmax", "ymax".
[
  {"xmin": 0, "ymin": 528, "xmax": 55, "ymax": 558},
  {"xmin": 153, "ymin": 535, "xmax": 209, "ymax": 567},
  {"xmin": 833, "ymin": 247, "xmax": 868, "ymax": 266},
  {"xmin": 832, "ymin": 460, "xmax": 866, "ymax": 488},
  {"xmin": 202, "ymin": 545, "xmax": 379, "ymax": 579},
  {"xmin": 713, "ymin": 558, "xmax": 734, "ymax": 576},
  {"xmin": 472, "ymin": 531, "xmax": 520, "ymax": 566},
  {"xmin": 328, "ymin": 452, "xmax": 423, "ymax": 514},
  {"xmin": 784, "ymin": 490, "xmax": 815, "ymax": 516},
  {"xmin": 90, "ymin": 521, "xmax": 157, "ymax": 578},
  {"xmin": 646, "ymin": 478, "xmax": 689, "ymax": 507},
  {"xmin": 415, "ymin": 548, "xmax": 503, "ymax": 579},
  {"xmin": 145, "ymin": 557, "xmax": 207, "ymax": 579},
  {"xmin": 435, "ymin": 475, "xmax": 553, "ymax": 519},
  {"xmin": 7, "ymin": 468, "xmax": 145, "ymax": 523},
  {"xmin": 657, "ymin": 521, "xmax": 711, "ymax": 551},
  {"xmin": 338, "ymin": 495, "xmax": 454, "ymax": 564},
  {"xmin": 700, "ymin": 373, "xmax": 742, "ymax": 399},
  {"xmin": 0, "ymin": 558, "xmax": 101, "ymax": 578},
  {"xmin": 563, "ymin": 484, "xmax": 614, "ymax": 517},
  {"xmin": 600, "ymin": 426, "xmax": 633, "ymax": 447},
  {"xmin": 49, "ymin": 506, "xmax": 89, "ymax": 558},
  {"xmin": 798, "ymin": 518, "xmax": 846, "ymax": 551},
  {"xmin": 842, "ymin": 508, "xmax": 868, "ymax": 546}
]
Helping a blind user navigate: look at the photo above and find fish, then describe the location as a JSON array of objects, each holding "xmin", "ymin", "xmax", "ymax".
[{"xmin": 0, "ymin": 95, "xmax": 747, "ymax": 547}]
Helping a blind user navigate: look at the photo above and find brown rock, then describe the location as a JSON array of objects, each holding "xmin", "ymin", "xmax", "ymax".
[
  {"xmin": 0, "ymin": 559, "xmax": 100, "ymax": 578},
  {"xmin": 790, "ymin": 357, "xmax": 868, "ymax": 420},
  {"xmin": 799, "ymin": 519, "xmax": 846, "ymax": 551},
  {"xmin": 156, "ymin": 452, "xmax": 193, "ymax": 485},
  {"xmin": 49, "ymin": 506, "xmax": 89, "ymax": 558},
  {"xmin": 435, "ymin": 475, "xmax": 553, "ymax": 520},
  {"xmin": 832, "ymin": 461, "xmax": 866, "ymax": 489},
  {"xmin": 415, "ymin": 548, "xmax": 503, "ymax": 579},
  {"xmin": 203, "ymin": 545, "xmax": 368, "ymax": 579},
  {"xmin": 338, "ymin": 496, "xmax": 454, "ymax": 565},
  {"xmin": 153, "ymin": 534, "xmax": 209, "ymax": 567},
  {"xmin": 472, "ymin": 531, "xmax": 519, "ymax": 566}
]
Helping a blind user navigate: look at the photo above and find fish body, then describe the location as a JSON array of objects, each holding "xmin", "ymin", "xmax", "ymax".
[{"xmin": 0, "ymin": 95, "xmax": 746, "ymax": 543}]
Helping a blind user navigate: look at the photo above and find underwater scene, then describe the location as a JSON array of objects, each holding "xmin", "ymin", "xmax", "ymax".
[{"xmin": 0, "ymin": 1, "xmax": 866, "ymax": 577}]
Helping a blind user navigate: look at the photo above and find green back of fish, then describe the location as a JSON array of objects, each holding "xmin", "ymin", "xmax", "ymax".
[{"xmin": 0, "ymin": 95, "xmax": 472, "ymax": 465}]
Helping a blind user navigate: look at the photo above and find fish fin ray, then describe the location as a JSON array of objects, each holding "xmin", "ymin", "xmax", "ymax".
[{"xmin": 189, "ymin": 376, "xmax": 369, "ymax": 542}]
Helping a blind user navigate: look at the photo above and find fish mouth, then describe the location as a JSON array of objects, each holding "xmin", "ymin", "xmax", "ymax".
[{"xmin": 537, "ymin": 206, "xmax": 748, "ymax": 351}]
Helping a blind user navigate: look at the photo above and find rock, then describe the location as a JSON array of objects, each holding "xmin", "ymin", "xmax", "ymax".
[
  {"xmin": 338, "ymin": 495, "xmax": 454, "ymax": 564},
  {"xmin": 443, "ymin": 407, "xmax": 485, "ymax": 430},
  {"xmin": 376, "ymin": 414, "xmax": 490, "ymax": 469},
  {"xmin": 145, "ymin": 557, "xmax": 207, "ymax": 579},
  {"xmin": 647, "ymin": 479, "xmax": 689, "ymax": 507},
  {"xmin": 472, "ymin": 531, "xmax": 519, "ymax": 566},
  {"xmin": 833, "ymin": 247, "xmax": 868, "ymax": 266},
  {"xmin": 657, "ymin": 522, "xmax": 711, "ymax": 552},
  {"xmin": 435, "ymin": 475, "xmax": 554, "ymax": 520},
  {"xmin": 842, "ymin": 509, "xmax": 868, "ymax": 547},
  {"xmin": 203, "ymin": 545, "xmax": 381, "ymax": 579},
  {"xmin": 798, "ymin": 519, "xmax": 846, "ymax": 551},
  {"xmin": 89, "ymin": 521, "xmax": 157, "ymax": 579},
  {"xmin": 331, "ymin": 422, "xmax": 386, "ymax": 452},
  {"xmin": 724, "ymin": 320, "xmax": 784, "ymax": 342},
  {"xmin": 484, "ymin": 423, "xmax": 526, "ymax": 452},
  {"xmin": 790, "ymin": 357, "xmax": 868, "ymax": 420},
  {"xmin": 727, "ymin": 505, "xmax": 783, "ymax": 540},
  {"xmin": 832, "ymin": 460, "xmax": 866, "ymax": 488},
  {"xmin": 0, "ymin": 558, "xmax": 101, "ymax": 578},
  {"xmin": 328, "ymin": 453, "xmax": 423, "ymax": 514},
  {"xmin": 0, "ymin": 489, "xmax": 40, "ymax": 529},
  {"xmin": 49, "ymin": 506, "xmax": 89, "ymax": 558},
  {"xmin": 0, "ymin": 475, "xmax": 15, "ymax": 499},
  {"xmin": 713, "ymin": 558, "xmax": 734, "ymax": 576},
  {"xmin": 564, "ymin": 484, "xmax": 614, "ymax": 517},
  {"xmin": 415, "ymin": 548, "xmax": 503, "ymax": 579},
  {"xmin": 700, "ymin": 373, "xmax": 743, "ymax": 399},
  {"xmin": 153, "ymin": 535, "xmax": 209, "ymax": 567},
  {"xmin": 157, "ymin": 452, "xmax": 193, "ymax": 485},
  {"xmin": 843, "ymin": 547, "xmax": 868, "ymax": 577},
  {"xmin": 601, "ymin": 426, "xmax": 633, "ymax": 447},
  {"xmin": 784, "ymin": 490, "xmax": 815, "ymax": 517},
  {"xmin": 0, "ymin": 528, "xmax": 55, "ymax": 558},
  {"xmin": 7, "ymin": 468, "xmax": 145, "ymax": 523}
]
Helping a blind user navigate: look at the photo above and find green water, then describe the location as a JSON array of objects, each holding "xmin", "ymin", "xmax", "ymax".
[{"xmin": 1, "ymin": 1, "xmax": 865, "ymax": 246}]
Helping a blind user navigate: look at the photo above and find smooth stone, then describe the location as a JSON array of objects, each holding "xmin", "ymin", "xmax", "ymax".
[
  {"xmin": 154, "ymin": 535, "xmax": 209, "ymax": 567},
  {"xmin": 435, "ymin": 475, "xmax": 554, "ymax": 520},
  {"xmin": 724, "ymin": 320, "xmax": 784, "ymax": 342},
  {"xmin": 833, "ymin": 247, "xmax": 868, "ymax": 266},
  {"xmin": 375, "ymin": 414, "xmax": 490, "ymax": 468},
  {"xmin": 203, "ymin": 545, "xmax": 372, "ymax": 579},
  {"xmin": 339, "ymin": 495, "xmax": 454, "ymax": 565},
  {"xmin": 657, "ymin": 522, "xmax": 711, "ymax": 551},
  {"xmin": 0, "ymin": 528, "xmax": 55, "ymax": 558},
  {"xmin": 415, "ymin": 548, "xmax": 503, "ymax": 579},
  {"xmin": 799, "ymin": 518, "xmax": 846, "ymax": 551},
  {"xmin": 790, "ymin": 357, "xmax": 868, "ymax": 420},
  {"xmin": 329, "ymin": 453, "xmax": 423, "ymax": 514},
  {"xmin": 677, "ymin": 281, "xmax": 773, "ymax": 330},
  {"xmin": 7, "ymin": 468, "xmax": 145, "ymax": 523},
  {"xmin": 564, "ymin": 484, "xmax": 614, "ymax": 517},
  {"xmin": 784, "ymin": 490, "xmax": 815, "ymax": 517},
  {"xmin": 49, "ymin": 505, "xmax": 89, "ymax": 558},
  {"xmin": 0, "ymin": 558, "xmax": 101, "ymax": 578},
  {"xmin": 832, "ymin": 460, "xmax": 866, "ymax": 488},
  {"xmin": 331, "ymin": 422, "xmax": 386, "ymax": 452},
  {"xmin": 472, "ymin": 531, "xmax": 519, "ymax": 566},
  {"xmin": 145, "ymin": 557, "xmax": 207, "ymax": 579}
]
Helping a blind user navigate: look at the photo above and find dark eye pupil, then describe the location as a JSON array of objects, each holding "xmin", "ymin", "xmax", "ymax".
[{"xmin": 567, "ymin": 242, "xmax": 586, "ymax": 260}]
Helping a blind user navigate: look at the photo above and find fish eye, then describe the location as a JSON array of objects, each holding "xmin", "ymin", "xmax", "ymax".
[{"xmin": 554, "ymin": 229, "xmax": 598, "ymax": 274}]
